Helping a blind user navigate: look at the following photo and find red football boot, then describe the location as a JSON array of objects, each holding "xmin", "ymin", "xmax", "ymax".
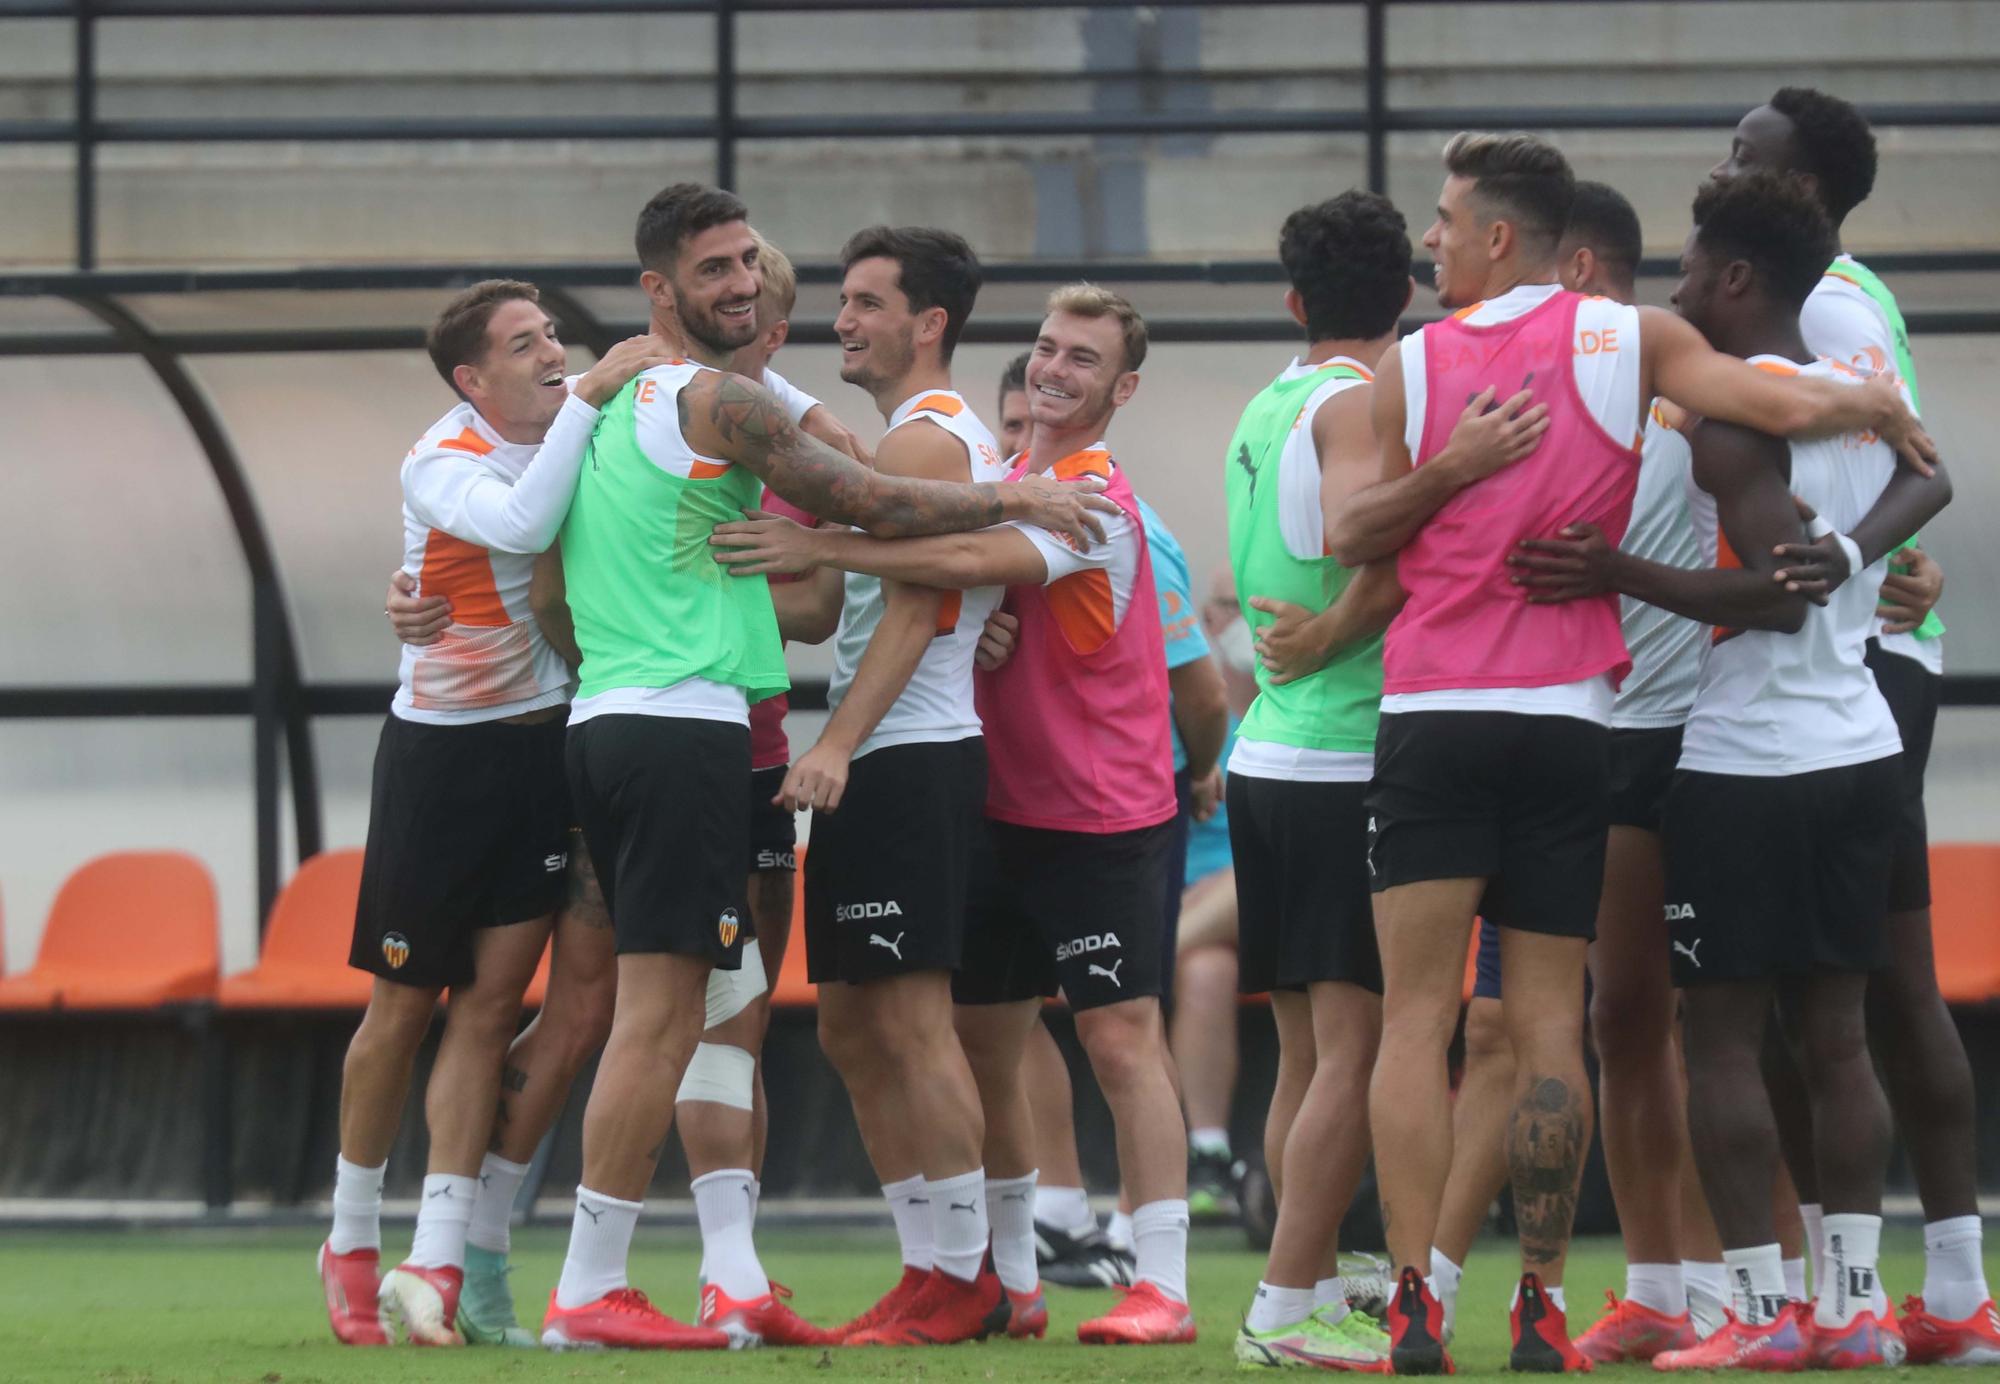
[
  {"xmin": 698, "ymin": 1280, "xmax": 837, "ymax": 1347},
  {"xmin": 1903, "ymin": 1296, "xmax": 2000, "ymax": 1365},
  {"xmin": 833, "ymin": 1265, "xmax": 930, "ymax": 1343},
  {"xmin": 317, "ymin": 1242, "xmax": 389, "ymax": 1346},
  {"xmin": 1810, "ymin": 1306, "xmax": 1905, "ymax": 1369},
  {"xmin": 1574, "ymin": 1290, "xmax": 1695, "ymax": 1363},
  {"xmin": 1005, "ymin": 1282, "xmax": 1049, "ymax": 1339},
  {"xmin": 1654, "ymin": 1303, "xmax": 1815, "ymax": 1372},
  {"xmin": 1385, "ymin": 1266, "xmax": 1453, "ymax": 1375},
  {"xmin": 1509, "ymin": 1274, "xmax": 1591, "ymax": 1373},
  {"xmin": 1077, "ymin": 1280, "xmax": 1197, "ymax": 1345},
  {"xmin": 377, "ymin": 1261, "xmax": 464, "ymax": 1346},
  {"xmin": 540, "ymin": 1287, "xmax": 732, "ymax": 1350},
  {"xmin": 852, "ymin": 1265, "xmax": 1008, "ymax": 1346}
]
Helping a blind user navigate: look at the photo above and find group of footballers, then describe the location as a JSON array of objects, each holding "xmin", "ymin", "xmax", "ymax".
[{"xmin": 308, "ymin": 81, "xmax": 1994, "ymax": 1372}]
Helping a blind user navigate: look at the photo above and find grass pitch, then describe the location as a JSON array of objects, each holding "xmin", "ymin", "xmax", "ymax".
[{"xmin": 0, "ymin": 1223, "xmax": 1970, "ymax": 1382}]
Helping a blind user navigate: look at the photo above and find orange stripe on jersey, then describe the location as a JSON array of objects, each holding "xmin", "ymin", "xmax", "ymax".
[
  {"xmin": 1451, "ymin": 302, "xmax": 1485, "ymax": 321},
  {"xmin": 688, "ymin": 458, "xmax": 732, "ymax": 480},
  {"xmin": 1710, "ymin": 525, "xmax": 1745, "ymax": 646},
  {"xmin": 934, "ymin": 590, "xmax": 963, "ymax": 637},
  {"xmin": 1751, "ymin": 360, "xmax": 1801, "ymax": 377},
  {"xmin": 912, "ymin": 392, "xmax": 964, "ymax": 417},
  {"xmin": 1046, "ymin": 568, "xmax": 1117, "ymax": 656},
  {"xmin": 421, "ymin": 528, "xmax": 509, "ymax": 628},
  {"xmin": 1053, "ymin": 449, "xmax": 1112, "ymax": 481},
  {"xmin": 437, "ymin": 427, "xmax": 496, "ymax": 456}
]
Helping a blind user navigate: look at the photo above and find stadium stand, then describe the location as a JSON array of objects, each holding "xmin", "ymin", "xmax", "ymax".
[
  {"xmin": 217, "ymin": 850, "xmax": 370, "ymax": 1010},
  {"xmin": 0, "ymin": 851, "xmax": 217, "ymax": 1010}
]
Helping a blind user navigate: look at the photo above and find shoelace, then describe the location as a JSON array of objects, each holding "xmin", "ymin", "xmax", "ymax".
[{"xmin": 604, "ymin": 1288, "xmax": 659, "ymax": 1316}]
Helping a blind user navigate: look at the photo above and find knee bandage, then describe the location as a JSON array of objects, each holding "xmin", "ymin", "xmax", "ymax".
[
  {"xmin": 703, "ymin": 940, "xmax": 768, "ymax": 1030},
  {"xmin": 675, "ymin": 1041, "xmax": 756, "ymax": 1110}
]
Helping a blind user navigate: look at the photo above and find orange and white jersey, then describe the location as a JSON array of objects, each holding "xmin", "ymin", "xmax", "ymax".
[
  {"xmin": 1006, "ymin": 443, "xmax": 1146, "ymax": 649},
  {"xmin": 1678, "ymin": 357, "xmax": 1901, "ymax": 777},
  {"xmin": 828, "ymin": 389, "xmax": 1009, "ymax": 759},
  {"xmin": 393, "ymin": 396, "xmax": 597, "ymax": 725}
]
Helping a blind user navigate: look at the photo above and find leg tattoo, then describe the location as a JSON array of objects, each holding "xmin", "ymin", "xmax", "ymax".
[{"xmin": 1509, "ymin": 1076, "xmax": 1585, "ymax": 1268}]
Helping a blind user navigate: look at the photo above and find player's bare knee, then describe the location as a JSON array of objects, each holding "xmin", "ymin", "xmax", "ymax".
[{"xmin": 1075, "ymin": 1003, "xmax": 1160, "ymax": 1092}]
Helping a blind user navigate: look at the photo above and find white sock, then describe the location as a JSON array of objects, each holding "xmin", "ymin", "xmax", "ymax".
[
  {"xmin": 1800, "ymin": 1203, "xmax": 1825, "ymax": 1292},
  {"xmin": 1816, "ymin": 1213, "xmax": 1882, "ymax": 1329},
  {"xmin": 1510, "ymin": 1280, "xmax": 1566, "ymax": 1312},
  {"xmin": 1131, "ymin": 1199, "xmax": 1190, "ymax": 1305},
  {"xmin": 691, "ymin": 1169, "xmax": 767, "ymax": 1300},
  {"xmin": 1683, "ymin": 1260, "xmax": 1729, "ymax": 1336},
  {"xmin": 748, "ymin": 1178, "xmax": 761, "ymax": 1229},
  {"xmin": 1723, "ymin": 1243, "xmax": 1789, "ymax": 1326},
  {"xmin": 329, "ymin": 1155, "xmax": 385, "ymax": 1255},
  {"xmin": 467, "ymin": 1153, "xmax": 530, "ymax": 1255},
  {"xmin": 1314, "ymin": 1276, "xmax": 1347, "ymax": 1313},
  {"xmin": 1782, "ymin": 1256, "xmax": 1807, "ymax": 1302},
  {"xmin": 1189, "ymin": 1126, "xmax": 1231, "ymax": 1157},
  {"xmin": 1247, "ymin": 1281, "xmax": 1316, "ymax": 1333},
  {"xmin": 1923, "ymin": 1215, "xmax": 1990, "ymax": 1320},
  {"xmin": 406, "ymin": 1173, "xmax": 476, "ymax": 1270},
  {"xmin": 929, "ymin": 1168, "xmax": 990, "ymax": 1284},
  {"xmin": 1430, "ymin": 1249, "xmax": 1463, "ymax": 1338},
  {"xmin": 984, "ymin": 1170, "xmax": 1038, "ymax": 1293},
  {"xmin": 1106, "ymin": 1209, "xmax": 1135, "ymax": 1253},
  {"xmin": 1626, "ymin": 1262, "xmax": 1685, "ymax": 1317},
  {"xmin": 1034, "ymin": 1183, "xmax": 1096, "ymax": 1235},
  {"xmin": 555, "ymin": 1186, "xmax": 641, "ymax": 1309},
  {"xmin": 883, "ymin": 1175, "xmax": 934, "ymax": 1271}
]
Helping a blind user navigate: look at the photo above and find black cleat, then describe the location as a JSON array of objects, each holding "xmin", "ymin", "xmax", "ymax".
[{"xmin": 1032, "ymin": 1220, "xmax": 1134, "ymax": 1289}]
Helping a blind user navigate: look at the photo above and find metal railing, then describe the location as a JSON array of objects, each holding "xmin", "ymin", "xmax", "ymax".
[{"xmin": 2, "ymin": 0, "xmax": 1998, "ymax": 931}]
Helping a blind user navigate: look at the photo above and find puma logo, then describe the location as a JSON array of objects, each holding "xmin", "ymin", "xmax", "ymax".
[
  {"xmin": 950, "ymin": 1201, "xmax": 976, "ymax": 1214},
  {"xmin": 1001, "ymin": 1191, "xmax": 1029, "ymax": 1203},
  {"xmin": 427, "ymin": 1185, "xmax": 455, "ymax": 1199},
  {"xmin": 579, "ymin": 1201, "xmax": 603, "ymax": 1224},
  {"xmin": 1088, "ymin": 960, "xmax": 1124, "ymax": 988},
  {"xmin": 1233, "ymin": 441, "xmax": 1259, "ymax": 503},
  {"xmin": 1673, "ymin": 939, "xmax": 1702, "ymax": 969},
  {"xmin": 869, "ymin": 931, "xmax": 905, "ymax": 960}
]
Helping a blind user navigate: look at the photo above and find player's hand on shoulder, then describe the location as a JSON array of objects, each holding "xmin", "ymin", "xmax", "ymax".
[
  {"xmin": 386, "ymin": 569, "xmax": 451, "ymax": 644},
  {"xmin": 1245, "ymin": 596, "xmax": 1330, "ymax": 685},
  {"xmin": 575, "ymin": 333, "xmax": 679, "ymax": 408},
  {"xmin": 778, "ymin": 740, "xmax": 852, "ymax": 814},
  {"xmin": 1015, "ymin": 471, "xmax": 1119, "ymax": 550},
  {"xmin": 1507, "ymin": 522, "xmax": 1614, "ymax": 604},
  {"xmin": 711, "ymin": 509, "xmax": 821, "ymax": 576},
  {"xmin": 1770, "ymin": 496, "xmax": 1848, "ymax": 607},
  {"xmin": 802, "ymin": 406, "xmax": 874, "ymax": 468},
  {"xmin": 1861, "ymin": 373, "xmax": 1939, "ymax": 477},
  {"xmin": 1879, "ymin": 545, "xmax": 1944, "ymax": 634},
  {"xmin": 974, "ymin": 609, "xmax": 1019, "ymax": 672},
  {"xmin": 1444, "ymin": 385, "xmax": 1549, "ymax": 483}
]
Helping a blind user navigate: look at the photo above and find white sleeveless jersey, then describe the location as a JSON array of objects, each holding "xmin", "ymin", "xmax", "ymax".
[
  {"xmin": 829, "ymin": 389, "xmax": 1008, "ymax": 759},
  {"xmin": 394, "ymin": 399, "xmax": 589, "ymax": 725},
  {"xmin": 1611, "ymin": 403, "xmax": 1705, "ymax": 729},
  {"xmin": 1677, "ymin": 357, "xmax": 1902, "ymax": 777}
]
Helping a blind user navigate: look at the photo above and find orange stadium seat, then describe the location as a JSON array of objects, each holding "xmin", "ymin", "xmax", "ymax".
[
  {"xmin": 1927, "ymin": 843, "xmax": 2000, "ymax": 1004},
  {"xmin": 218, "ymin": 850, "xmax": 372, "ymax": 1010},
  {"xmin": 769, "ymin": 845, "xmax": 817, "ymax": 1007},
  {"xmin": 0, "ymin": 851, "xmax": 218, "ymax": 1010},
  {"xmin": 522, "ymin": 936, "xmax": 553, "ymax": 1009}
]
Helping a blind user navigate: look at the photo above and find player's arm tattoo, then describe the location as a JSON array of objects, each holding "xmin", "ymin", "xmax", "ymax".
[
  {"xmin": 683, "ymin": 373, "xmax": 1007, "ymax": 539},
  {"xmin": 1508, "ymin": 1075, "xmax": 1586, "ymax": 1267}
]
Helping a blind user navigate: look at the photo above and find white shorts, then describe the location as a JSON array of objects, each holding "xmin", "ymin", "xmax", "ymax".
[{"xmin": 704, "ymin": 937, "xmax": 767, "ymax": 1030}]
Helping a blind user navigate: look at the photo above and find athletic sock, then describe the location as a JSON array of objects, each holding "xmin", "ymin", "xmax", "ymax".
[
  {"xmin": 1314, "ymin": 1276, "xmax": 1347, "ymax": 1313},
  {"xmin": 1510, "ymin": 1279, "xmax": 1565, "ymax": 1313},
  {"xmin": 467, "ymin": 1152, "xmax": 530, "ymax": 1255},
  {"xmin": 1723, "ymin": 1243, "xmax": 1789, "ymax": 1326},
  {"xmin": 1106, "ymin": 1208, "xmax": 1135, "ymax": 1253},
  {"xmin": 1683, "ymin": 1259, "xmax": 1729, "ymax": 1333},
  {"xmin": 406, "ymin": 1173, "xmax": 477, "ymax": 1270},
  {"xmin": 1816, "ymin": 1213, "xmax": 1882, "ymax": 1329},
  {"xmin": 329, "ymin": 1155, "xmax": 385, "ymax": 1255},
  {"xmin": 1131, "ymin": 1199, "xmax": 1190, "ymax": 1304},
  {"xmin": 748, "ymin": 1178, "xmax": 761, "ymax": 1229},
  {"xmin": 1034, "ymin": 1183, "xmax": 1097, "ymax": 1236},
  {"xmin": 928, "ymin": 1168, "xmax": 990, "ymax": 1284},
  {"xmin": 1923, "ymin": 1215, "xmax": 1990, "ymax": 1320},
  {"xmin": 1782, "ymin": 1256, "xmax": 1807, "ymax": 1302},
  {"xmin": 1429, "ymin": 1248, "xmax": 1463, "ymax": 1338},
  {"xmin": 1625, "ymin": 1262, "xmax": 1685, "ymax": 1317},
  {"xmin": 1800, "ymin": 1203, "xmax": 1825, "ymax": 1292},
  {"xmin": 1189, "ymin": 1127, "xmax": 1232, "ymax": 1159},
  {"xmin": 984, "ymin": 1170, "xmax": 1038, "ymax": 1293},
  {"xmin": 690, "ymin": 1169, "xmax": 767, "ymax": 1300},
  {"xmin": 882, "ymin": 1174, "xmax": 934, "ymax": 1271},
  {"xmin": 555, "ymin": 1187, "xmax": 641, "ymax": 1310},
  {"xmin": 1247, "ymin": 1281, "xmax": 1316, "ymax": 1333}
]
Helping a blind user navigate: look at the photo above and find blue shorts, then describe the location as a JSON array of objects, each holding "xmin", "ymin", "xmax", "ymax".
[{"xmin": 1472, "ymin": 916, "xmax": 1502, "ymax": 1001}]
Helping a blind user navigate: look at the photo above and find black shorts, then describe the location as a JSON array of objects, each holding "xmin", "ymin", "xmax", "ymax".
[
  {"xmin": 1472, "ymin": 916, "xmax": 1502, "ymax": 1001},
  {"xmin": 1663, "ymin": 757, "xmax": 1901, "ymax": 987},
  {"xmin": 1608, "ymin": 725, "xmax": 1684, "ymax": 832},
  {"xmin": 748, "ymin": 764, "xmax": 798, "ymax": 874},
  {"xmin": 1865, "ymin": 638, "xmax": 1939, "ymax": 911},
  {"xmin": 351, "ymin": 713, "xmax": 570, "ymax": 989},
  {"xmin": 954, "ymin": 817, "xmax": 1174, "ymax": 1012},
  {"xmin": 804, "ymin": 738, "xmax": 987, "ymax": 985},
  {"xmin": 1228, "ymin": 775, "xmax": 1381, "ymax": 994},
  {"xmin": 566, "ymin": 714, "xmax": 752, "ymax": 965},
  {"xmin": 1366, "ymin": 710, "xmax": 1610, "ymax": 940}
]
